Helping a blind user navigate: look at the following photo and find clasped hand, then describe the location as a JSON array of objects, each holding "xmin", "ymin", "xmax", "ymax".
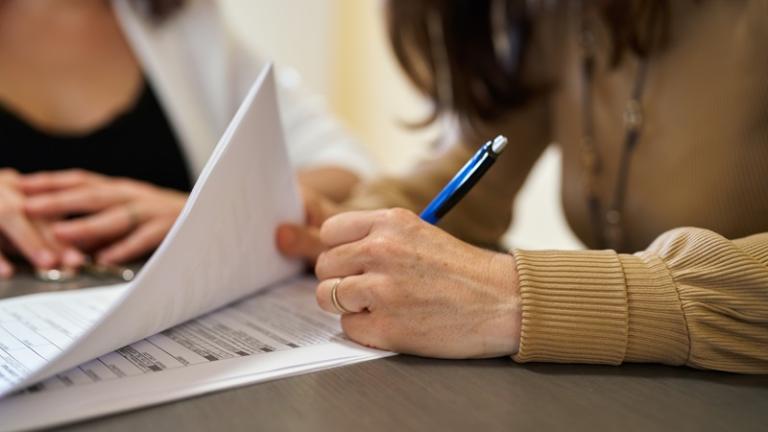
[
  {"xmin": 278, "ymin": 191, "xmax": 521, "ymax": 359},
  {"xmin": 0, "ymin": 168, "xmax": 186, "ymax": 277}
]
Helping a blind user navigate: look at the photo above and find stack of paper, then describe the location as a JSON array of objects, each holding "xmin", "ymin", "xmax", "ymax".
[{"xmin": 0, "ymin": 66, "xmax": 389, "ymax": 431}]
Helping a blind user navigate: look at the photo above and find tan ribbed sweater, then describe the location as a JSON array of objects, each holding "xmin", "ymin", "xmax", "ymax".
[{"xmin": 346, "ymin": 0, "xmax": 768, "ymax": 373}]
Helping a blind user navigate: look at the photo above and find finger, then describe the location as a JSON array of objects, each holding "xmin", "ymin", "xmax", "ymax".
[
  {"xmin": 52, "ymin": 207, "xmax": 134, "ymax": 243},
  {"xmin": 25, "ymin": 185, "xmax": 129, "ymax": 217},
  {"xmin": 0, "ymin": 215, "xmax": 57, "ymax": 268},
  {"xmin": 0, "ymin": 252, "xmax": 14, "ymax": 279},
  {"xmin": 320, "ymin": 210, "xmax": 384, "ymax": 247},
  {"xmin": 31, "ymin": 219, "xmax": 86, "ymax": 268},
  {"xmin": 61, "ymin": 248, "xmax": 86, "ymax": 268},
  {"xmin": 96, "ymin": 220, "xmax": 168, "ymax": 264},
  {"xmin": 301, "ymin": 187, "xmax": 337, "ymax": 228},
  {"xmin": 316, "ymin": 275, "xmax": 373, "ymax": 315},
  {"xmin": 276, "ymin": 224, "xmax": 326, "ymax": 263},
  {"xmin": 0, "ymin": 169, "xmax": 20, "ymax": 186},
  {"xmin": 314, "ymin": 241, "xmax": 367, "ymax": 280},
  {"xmin": 18, "ymin": 169, "xmax": 99, "ymax": 194},
  {"xmin": 340, "ymin": 313, "xmax": 388, "ymax": 351}
]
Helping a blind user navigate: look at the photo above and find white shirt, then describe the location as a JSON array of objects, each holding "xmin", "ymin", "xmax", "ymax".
[{"xmin": 112, "ymin": 0, "xmax": 374, "ymax": 178}]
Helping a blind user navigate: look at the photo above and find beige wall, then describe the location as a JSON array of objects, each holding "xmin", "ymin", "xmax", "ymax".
[
  {"xmin": 221, "ymin": 0, "xmax": 433, "ymax": 173},
  {"xmin": 221, "ymin": 0, "xmax": 582, "ymax": 250},
  {"xmin": 329, "ymin": 0, "xmax": 437, "ymax": 173}
]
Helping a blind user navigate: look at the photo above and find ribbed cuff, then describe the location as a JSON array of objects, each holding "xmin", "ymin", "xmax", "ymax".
[
  {"xmin": 620, "ymin": 252, "xmax": 689, "ymax": 365},
  {"xmin": 511, "ymin": 249, "xmax": 689, "ymax": 366}
]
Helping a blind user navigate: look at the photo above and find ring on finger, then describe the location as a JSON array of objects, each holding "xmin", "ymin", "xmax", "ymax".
[{"xmin": 330, "ymin": 277, "xmax": 352, "ymax": 314}]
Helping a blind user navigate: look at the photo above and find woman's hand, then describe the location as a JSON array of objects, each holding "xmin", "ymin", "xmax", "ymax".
[
  {"xmin": 21, "ymin": 170, "xmax": 187, "ymax": 265},
  {"xmin": 0, "ymin": 169, "xmax": 84, "ymax": 277},
  {"xmin": 276, "ymin": 186, "xmax": 342, "ymax": 264},
  {"xmin": 314, "ymin": 208, "xmax": 521, "ymax": 359}
]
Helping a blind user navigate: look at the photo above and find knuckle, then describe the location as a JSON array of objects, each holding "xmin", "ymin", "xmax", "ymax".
[
  {"xmin": 358, "ymin": 239, "xmax": 376, "ymax": 258},
  {"xmin": 375, "ymin": 208, "xmax": 418, "ymax": 234},
  {"xmin": 43, "ymin": 196, "xmax": 61, "ymax": 209},
  {"xmin": 385, "ymin": 208, "xmax": 413, "ymax": 223},
  {"xmin": 109, "ymin": 178, "xmax": 129, "ymax": 189},
  {"xmin": 115, "ymin": 177, "xmax": 144, "ymax": 193},
  {"xmin": 370, "ymin": 235, "xmax": 394, "ymax": 257},
  {"xmin": 366, "ymin": 233, "xmax": 401, "ymax": 259},
  {"xmin": 0, "ymin": 168, "xmax": 19, "ymax": 181},
  {"xmin": 68, "ymin": 169, "xmax": 88, "ymax": 182}
]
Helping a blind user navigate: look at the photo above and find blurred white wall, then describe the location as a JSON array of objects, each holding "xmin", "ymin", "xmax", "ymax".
[
  {"xmin": 219, "ymin": 0, "xmax": 335, "ymax": 96},
  {"xmin": 219, "ymin": 0, "xmax": 582, "ymax": 250}
]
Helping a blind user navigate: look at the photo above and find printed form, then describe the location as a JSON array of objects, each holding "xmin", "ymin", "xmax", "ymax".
[
  {"xmin": 0, "ymin": 278, "xmax": 386, "ymax": 431},
  {"xmin": 0, "ymin": 286, "xmax": 127, "ymax": 388}
]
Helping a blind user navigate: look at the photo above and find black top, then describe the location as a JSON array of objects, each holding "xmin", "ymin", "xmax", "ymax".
[{"xmin": 0, "ymin": 81, "xmax": 193, "ymax": 192}]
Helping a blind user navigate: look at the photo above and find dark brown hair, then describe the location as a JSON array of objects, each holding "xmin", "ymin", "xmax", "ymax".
[
  {"xmin": 132, "ymin": 0, "xmax": 186, "ymax": 23},
  {"xmin": 387, "ymin": 0, "xmax": 671, "ymax": 127}
]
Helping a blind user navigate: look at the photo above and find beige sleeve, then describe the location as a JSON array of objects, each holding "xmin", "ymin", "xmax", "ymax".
[
  {"xmin": 512, "ymin": 228, "xmax": 768, "ymax": 373},
  {"xmin": 344, "ymin": 98, "xmax": 551, "ymax": 249}
]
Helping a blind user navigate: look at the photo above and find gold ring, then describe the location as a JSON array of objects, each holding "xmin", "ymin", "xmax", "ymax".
[{"xmin": 330, "ymin": 277, "xmax": 352, "ymax": 314}]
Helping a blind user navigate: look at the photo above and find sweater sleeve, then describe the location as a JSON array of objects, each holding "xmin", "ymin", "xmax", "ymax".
[{"xmin": 512, "ymin": 228, "xmax": 768, "ymax": 373}]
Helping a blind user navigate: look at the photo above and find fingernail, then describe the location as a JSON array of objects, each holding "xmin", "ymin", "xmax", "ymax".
[
  {"xmin": 279, "ymin": 226, "xmax": 297, "ymax": 247},
  {"xmin": 62, "ymin": 249, "xmax": 85, "ymax": 268},
  {"xmin": 34, "ymin": 250, "xmax": 57, "ymax": 268}
]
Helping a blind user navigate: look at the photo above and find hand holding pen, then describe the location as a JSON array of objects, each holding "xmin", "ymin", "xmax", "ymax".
[
  {"xmin": 308, "ymin": 134, "xmax": 521, "ymax": 358},
  {"xmin": 277, "ymin": 135, "xmax": 509, "ymax": 263}
]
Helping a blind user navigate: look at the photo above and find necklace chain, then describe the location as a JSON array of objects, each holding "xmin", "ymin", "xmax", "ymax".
[{"xmin": 579, "ymin": 11, "xmax": 649, "ymax": 251}]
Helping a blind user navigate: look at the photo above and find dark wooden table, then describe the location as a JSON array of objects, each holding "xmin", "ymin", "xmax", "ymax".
[{"xmin": 2, "ymin": 271, "xmax": 767, "ymax": 432}]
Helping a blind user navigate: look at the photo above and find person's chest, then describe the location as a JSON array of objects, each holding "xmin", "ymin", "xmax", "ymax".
[
  {"xmin": 0, "ymin": 6, "xmax": 142, "ymax": 135},
  {"xmin": 553, "ymin": 0, "xmax": 768, "ymax": 251}
]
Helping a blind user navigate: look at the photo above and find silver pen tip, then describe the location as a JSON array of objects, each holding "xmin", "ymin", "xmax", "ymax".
[{"xmin": 491, "ymin": 135, "xmax": 508, "ymax": 154}]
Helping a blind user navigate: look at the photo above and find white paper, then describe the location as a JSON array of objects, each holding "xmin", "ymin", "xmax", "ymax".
[
  {"xmin": 0, "ymin": 65, "xmax": 303, "ymax": 397},
  {"xmin": 0, "ymin": 286, "xmax": 128, "ymax": 388},
  {"xmin": 0, "ymin": 278, "xmax": 390, "ymax": 431}
]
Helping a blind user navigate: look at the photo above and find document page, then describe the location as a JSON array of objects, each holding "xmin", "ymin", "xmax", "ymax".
[
  {"xmin": 0, "ymin": 278, "xmax": 390, "ymax": 431},
  {"xmin": 0, "ymin": 64, "xmax": 304, "ymax": 397},
  {"xmin": 0, "ymin": 286, "xmax": 127, "ymax": 390}
]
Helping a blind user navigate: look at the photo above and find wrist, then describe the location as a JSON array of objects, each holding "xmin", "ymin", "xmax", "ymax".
[{"xmin": 481, "ymin": 251, "xmax": 522, "ymax": 356}]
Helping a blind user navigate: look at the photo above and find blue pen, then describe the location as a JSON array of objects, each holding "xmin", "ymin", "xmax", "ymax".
[{"xmin": 420, "ymin": 135, "xmax": 508, "ymax": 224}]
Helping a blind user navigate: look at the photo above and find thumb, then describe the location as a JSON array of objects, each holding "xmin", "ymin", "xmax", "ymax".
[{"xmin": 276, "ymin": 223, "xmax": 326, "ymax": 264}]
